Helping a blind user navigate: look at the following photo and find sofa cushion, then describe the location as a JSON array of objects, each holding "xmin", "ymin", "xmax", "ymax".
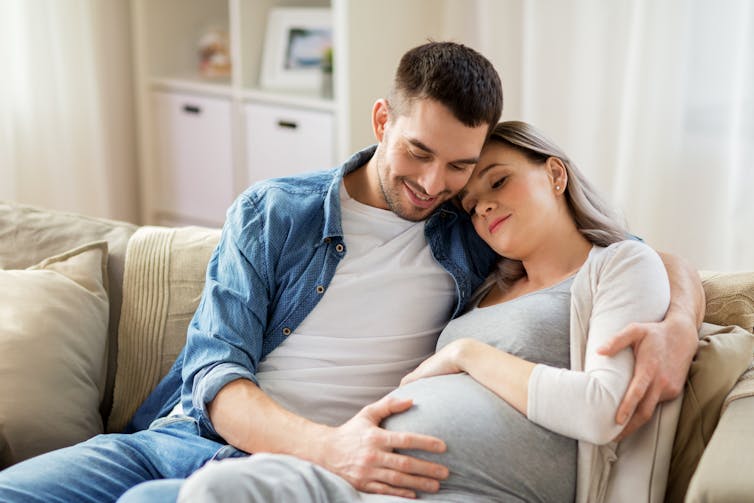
[
  {"xmin": 0, "ymin": 242, "xmax": 110, "ymax": 467},
  {"xmin": 684, "ymin": 397, "xmax": 754, "ymax": 502},
  {"xmin": 108, "ymin": 226, "xmax": 221, "ymax": 432},
  {"xmin": 723, "ymin": 359, "xmax": 754, "ymax": 412},
  {"xmin": 0, "ymin": 201, "xmax": 137, "ymax": 422},
  {"xmin": 665, "ymin": 314, "xmax": 754, "ymax": 503}
]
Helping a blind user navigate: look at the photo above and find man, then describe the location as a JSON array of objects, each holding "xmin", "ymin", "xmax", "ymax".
[{"xmin": 0, "ymin": 42, "xmax": 703, "ymax": 503}]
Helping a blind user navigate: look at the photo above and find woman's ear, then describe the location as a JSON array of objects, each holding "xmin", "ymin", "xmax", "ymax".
[
  {"xmin": 546, "ymin": 157, "xmax": 568, "ymax": 192},
  {"xmin": 372, "ymin": 99, "xmax": 390, "ymax": 142}
]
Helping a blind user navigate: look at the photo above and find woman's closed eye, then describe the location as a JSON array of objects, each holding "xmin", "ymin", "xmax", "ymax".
[{"xmin": 492, "ymin": 176, "xmax": 507, "ymax": 189}]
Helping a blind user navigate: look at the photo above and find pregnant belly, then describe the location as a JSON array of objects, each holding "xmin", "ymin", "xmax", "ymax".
[{"xmin": 381, "ymin": 373, "xmax": 576, "ymax": 502}]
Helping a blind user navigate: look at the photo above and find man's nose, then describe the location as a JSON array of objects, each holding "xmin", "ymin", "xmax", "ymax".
[{"xmin": 417, "ymin": 162, "xmax": 445, "ymax": 196}]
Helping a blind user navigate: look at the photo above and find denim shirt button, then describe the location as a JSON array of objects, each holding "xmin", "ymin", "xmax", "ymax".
[
  {"xmin": 316, "ymin": 285, "xmax": 325, "ymax": 294},
  {"xmin": 324, "ymin": 237, "xmax": 331, "ymax": 243},
  {"xmin": 282, "ymin": 327, "xmax": 292, "ymax": 336},
  {"xmin": 335, "ymin": 243, "xmax": 344, "ymax": 253}
]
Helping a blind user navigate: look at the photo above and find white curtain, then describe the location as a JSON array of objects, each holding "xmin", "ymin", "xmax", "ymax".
[
  {"xmin": 450, "ymin": 0, "xmax": 753, "ymax": 271},
  {"xmin": 0, "ymin": 0, "xmax": 139, "ymax": 222}
]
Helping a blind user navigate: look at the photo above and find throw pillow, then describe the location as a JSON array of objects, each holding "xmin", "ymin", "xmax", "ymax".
[
  {"xmin": 0, "ymin": 201, "xmax": 138, "ymax": 427},
  {"xmin": 0, "ymin": 241, "xmax": 109, "ymax": 468}
]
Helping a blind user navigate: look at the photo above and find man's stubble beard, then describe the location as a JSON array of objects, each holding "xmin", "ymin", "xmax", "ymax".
[{"xmin": 374, "ymin": 149, "xmax": 437, "ymax": 223}]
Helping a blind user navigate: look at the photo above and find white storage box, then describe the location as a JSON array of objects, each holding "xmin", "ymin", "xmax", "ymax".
[
  {"xmin": 152, "ymin": 91, "xmax": 234, "ymax": 225},
  {"xmin": 245, "ymin": 102, "xmax": 335, "ymax": 184}
]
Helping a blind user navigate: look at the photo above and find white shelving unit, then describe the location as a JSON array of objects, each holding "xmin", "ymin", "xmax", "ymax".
[{"xmin": 131, "ymin": 0, "xmax": 445, "ymax": 226}]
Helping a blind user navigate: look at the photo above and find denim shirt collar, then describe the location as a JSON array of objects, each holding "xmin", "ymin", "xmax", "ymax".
[{"xmin": 320, "ymin": 145, "xmax": 377, "ymax": 243}]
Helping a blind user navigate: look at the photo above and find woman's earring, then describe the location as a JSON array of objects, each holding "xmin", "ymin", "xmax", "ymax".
[{"xmin": 555, "ymin": 185, "xmax": 561, "ymax": 191}]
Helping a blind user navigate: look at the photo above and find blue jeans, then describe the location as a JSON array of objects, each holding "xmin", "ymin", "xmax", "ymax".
[{"xmin": 0, "ymin": 416, "xmax": 244, "ymax": 503}]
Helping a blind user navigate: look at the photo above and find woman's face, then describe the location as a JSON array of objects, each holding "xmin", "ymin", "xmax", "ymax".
[{"xmin": 459, "ymin": 141, "xmax": 562, "ymax": 259}]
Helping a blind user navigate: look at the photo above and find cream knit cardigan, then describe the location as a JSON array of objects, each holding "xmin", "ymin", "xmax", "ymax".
[{"xmin": 526, "ymin": 240, "xmax": 681, "ymax": 502}]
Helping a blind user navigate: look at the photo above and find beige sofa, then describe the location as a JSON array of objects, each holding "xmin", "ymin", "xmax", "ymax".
[{"xmin": 1, "ymin": 200, "xmax": 752, "ymax": 502}]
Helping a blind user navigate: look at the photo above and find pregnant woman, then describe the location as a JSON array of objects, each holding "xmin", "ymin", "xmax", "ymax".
[{"xmin": 177, "ymin": 121, "xmax": 680, "ymax": 503}]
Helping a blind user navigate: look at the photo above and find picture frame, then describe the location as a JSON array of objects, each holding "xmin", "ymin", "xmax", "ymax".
[{"xmin": 260, "ymin": 7, "xmax": 333, "ymax": 92}]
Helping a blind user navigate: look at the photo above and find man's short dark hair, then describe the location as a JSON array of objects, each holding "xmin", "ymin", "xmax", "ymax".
[{"xmin": 388, "ymin": 41, "xmax": 503, "ymax": 135}]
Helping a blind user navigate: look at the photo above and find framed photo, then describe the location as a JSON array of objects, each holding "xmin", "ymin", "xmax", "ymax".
[{"xmin": 260, "ymin": 8, "xmax": 332, "ymax": 91}]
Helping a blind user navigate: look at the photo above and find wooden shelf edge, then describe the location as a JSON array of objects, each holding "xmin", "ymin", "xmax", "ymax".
[
  {"xmin": 149, "ymin": 78, "xmax": 337, "ymax": 113},
  {"xmin": 241, "ymin": 88, "xmax": 337, "ymax": 112},
  {"xmin": 150, "ymin": 77, "xmax": 233, "ymax": 98}
]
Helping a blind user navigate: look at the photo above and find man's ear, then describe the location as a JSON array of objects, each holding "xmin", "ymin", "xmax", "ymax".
[{"xmin": 372, "ymin": 99, "xmax": 390, "ymax": 142}]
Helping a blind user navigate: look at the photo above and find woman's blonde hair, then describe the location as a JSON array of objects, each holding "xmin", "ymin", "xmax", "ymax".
[{"xmin": 479, "ymin": 121, "xmax": 628, "ymax": 291}]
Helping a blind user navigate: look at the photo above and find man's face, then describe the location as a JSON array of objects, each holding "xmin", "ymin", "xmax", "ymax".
[{"xmin": 372, "ymin": 99, "xmax": 489, "ymax": 221}]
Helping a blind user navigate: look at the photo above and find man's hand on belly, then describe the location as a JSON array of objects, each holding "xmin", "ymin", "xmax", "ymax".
[{"xmin": 313, "ymin": 395, "xmax": 449, "ymax": 499}]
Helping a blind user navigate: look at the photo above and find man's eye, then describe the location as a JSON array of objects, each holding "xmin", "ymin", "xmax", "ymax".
[{"xmin": 409, "ymin": 150, "xmax": 430, "ymax": 161}]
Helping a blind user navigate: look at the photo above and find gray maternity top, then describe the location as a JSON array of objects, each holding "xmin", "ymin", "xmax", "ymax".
[{"xmin": 382, "ymin": 277, "xmax": 577, "ymax": 503}]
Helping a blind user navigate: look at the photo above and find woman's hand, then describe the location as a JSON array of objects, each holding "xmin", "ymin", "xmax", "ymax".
[
  {"xmin": 400, "ymin": 339, "xmax": 478, "ymax": 386},
  {"xmin": 402, "ymin": 338, "xmax": 534, "ymax": 415}
]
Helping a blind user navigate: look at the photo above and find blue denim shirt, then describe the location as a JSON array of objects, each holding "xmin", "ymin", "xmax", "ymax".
[{"xmin": 125, "ymin": 146, "xmax": 498, "ymax": 438}]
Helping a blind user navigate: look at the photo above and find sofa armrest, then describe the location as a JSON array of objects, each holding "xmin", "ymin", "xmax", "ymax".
[{"xmin": 685, "ymin": 383, "xmax": 754, "ymax": 502}]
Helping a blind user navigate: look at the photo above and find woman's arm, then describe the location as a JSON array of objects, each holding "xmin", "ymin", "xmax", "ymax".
[
  {"xmin": 402, "ymin": 241, "xmax": 671, "ymax": 445},
  {"xmin": 597, "ymin": 251, "xmax": 702, "ymax": 439},
  {"xmin": 400, "ymin": 338, "xmax": 535, "ymax": 414},
  {"xmin": 528, "ymin": 242, "xmax": 671, "ymax": 443}
]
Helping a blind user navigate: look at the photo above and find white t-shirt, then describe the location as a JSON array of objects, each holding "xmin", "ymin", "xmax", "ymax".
[{"xmin": 255, "ymin": 183, "xmax": 456, "ymax": 425}]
